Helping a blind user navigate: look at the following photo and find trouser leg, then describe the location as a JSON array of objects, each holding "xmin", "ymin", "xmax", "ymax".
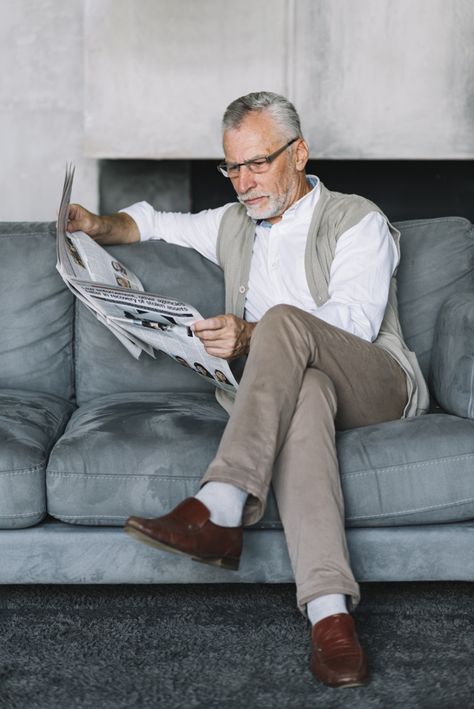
[{"xmin": 271, "ymin": 368, "xmax": 359, "ymax": 612}]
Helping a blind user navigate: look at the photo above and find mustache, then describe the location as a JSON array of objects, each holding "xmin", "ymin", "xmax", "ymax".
[{"xmin": 237, "ymin": 191, "xmax": 267, "ymax": 202}]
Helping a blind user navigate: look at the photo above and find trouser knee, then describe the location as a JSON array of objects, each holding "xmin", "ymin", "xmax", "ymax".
[{"xmin": 251, "ymin": 304, "xmax": 307, "ymax": 348}]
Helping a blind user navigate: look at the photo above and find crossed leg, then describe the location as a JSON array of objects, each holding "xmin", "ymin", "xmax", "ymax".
[{"xmin": 201, "ymin": 304, "xmax": 408, "ymax": 608}]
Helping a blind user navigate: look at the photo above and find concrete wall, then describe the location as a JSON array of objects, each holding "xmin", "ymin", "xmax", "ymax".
[
  {"xmin": 0, "ymin": 0, "xmax": 97, "ymax": 221},
  {"xmin": 84, "ymin": 0, "xmax": 292, "ymax": 158},
  {"xmin": 294, "ymin": 0, "xmax": 474, "ymax": 159},
  {"xmin": 85, "ymin": 0, "xmax": 474, "ymax": 159}
]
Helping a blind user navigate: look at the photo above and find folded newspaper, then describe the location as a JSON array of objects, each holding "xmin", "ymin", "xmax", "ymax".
[{"xmin": 56, "ymin": 165, "xmax": 239, "ymax": 393}]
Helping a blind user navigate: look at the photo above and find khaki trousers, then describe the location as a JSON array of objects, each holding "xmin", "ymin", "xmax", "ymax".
[{"xmin": 201, "ymin": 304, "xmax": 408, "ymax": 612}]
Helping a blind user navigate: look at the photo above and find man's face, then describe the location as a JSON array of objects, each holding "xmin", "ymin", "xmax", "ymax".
[{"xmin": 223, "ymin": 111, "xmax": 307, "ymax": 223}]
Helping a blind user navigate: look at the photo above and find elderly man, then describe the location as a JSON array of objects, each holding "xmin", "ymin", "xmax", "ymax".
[{"xmin": 67, "ymin": 91, "xmax": 428, "ymax": 688}]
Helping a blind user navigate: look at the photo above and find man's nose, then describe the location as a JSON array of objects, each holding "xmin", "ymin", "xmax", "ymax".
[{"xmin": 235, "ymin": 165, "xmax": 257, "ymax": 194}]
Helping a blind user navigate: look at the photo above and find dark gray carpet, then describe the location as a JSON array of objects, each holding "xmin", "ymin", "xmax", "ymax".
[{"xmin": 0, "ymin": 582, "xmax": 472, "ymax": 709}]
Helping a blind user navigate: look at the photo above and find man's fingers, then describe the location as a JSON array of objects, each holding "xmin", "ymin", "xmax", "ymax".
[
  {"xmin": 193, "ymin": 316, "xmax": 226, "ymax": 333},
  {"xmin": 190, "ymin": 314, "xmax": 250, "ymax": 360},
  {"xmin": 192, "ymin": 314, "xmax": 245, "ymax": 359},
  {"xmin": 203, "ymin": 344, "xmax": 232, "ymax": 358},
  {"xmin": 66, "ymin": 204, "xmax": 101, "ymax": 237},
  {"xmin": 195, "ymin": 329, "xmax": 226, "ymax": 343},
  {"xmin": 67, "ymin": 203, "xmax": 84, "ymax": 221},
  {"xmin": 66, "ymin": 220, "xmax": 88, "ymax": 235}
]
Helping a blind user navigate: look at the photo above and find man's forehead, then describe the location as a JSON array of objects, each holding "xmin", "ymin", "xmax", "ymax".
[{"xmin": 223, "ymin": 112, "xmax": 284, "ymax": 160}]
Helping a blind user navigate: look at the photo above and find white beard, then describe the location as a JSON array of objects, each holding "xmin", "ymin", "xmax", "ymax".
[
  {"xmin": 239, "ymin": 192, "xmax": 288, "ymax": 220},
  {"xmin": 237, "ymin": 169, "xmax": 300, "ymax": 221}
]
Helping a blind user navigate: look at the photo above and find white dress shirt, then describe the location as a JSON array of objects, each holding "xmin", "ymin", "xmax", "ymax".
[{"xmin": 120, "ymin": 176, "xmax": 398, "ymax": 342}]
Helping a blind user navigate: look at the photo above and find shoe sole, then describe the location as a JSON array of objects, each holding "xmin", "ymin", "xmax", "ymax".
[
  {"xmin": 123, "ymin": 524, "xmax": 240, "ymax": 571},
  {"xmin": 315, "ymin": 671, "xmax": 369, "ymax": 689},
  {"xmin": 313, "ymin": 665, "xmax": 369, "ymax": 688},
  {"xmin": 326, "ymin": 679, "xmax": 369, "ymax": 689}
]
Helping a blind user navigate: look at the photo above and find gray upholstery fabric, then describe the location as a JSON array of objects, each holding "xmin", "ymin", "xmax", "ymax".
[
  {"xmin": 47, "ymin": 393, "xmax": 229, "ymax": 525},
  {"xmin": 47, "ymin": 395, "xmax": 474, "ymax": 528},
  {"xmin": 394, "ymin": 217, "xmax": 474, "ymax": 380},
  {"xmin": 0, "ymin": 390, "xmax": 74, "ymax": 529},
  {"xmin": 0, "ymin": 222, "xmax": 74, "ymax": 400},
  {"xmin": 430, "ymin": 292, "xmax": 474, "ymax": 418},
  {"xmin": 75, "ymin": 241, "xmax": 225, "ymax": 404},
  {"xmin": 0, "ymin": 517, "xmax": 473, "ymax": 584},
  {"xmin": 338, "ymin": 414, "xmax": 474, "ymax": 526}
]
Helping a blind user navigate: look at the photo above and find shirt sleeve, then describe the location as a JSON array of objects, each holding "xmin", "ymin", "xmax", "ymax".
[
  {"xmin": 314, "ymin": 211, "xmax": 399, "ymax": 342},
  {"xmin": 119, "ymin": 201, "xmax": 234, "ymax": 266}
]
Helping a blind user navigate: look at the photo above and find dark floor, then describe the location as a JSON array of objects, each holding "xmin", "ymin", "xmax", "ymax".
[{"xmin": 0, "ymin": 581, "xmax": 472, "ymax": 709}]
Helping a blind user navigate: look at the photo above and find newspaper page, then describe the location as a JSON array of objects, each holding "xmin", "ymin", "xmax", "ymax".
[{"xmin": 56, "ymin": 165, "xmax": 239, "ymax": 393}]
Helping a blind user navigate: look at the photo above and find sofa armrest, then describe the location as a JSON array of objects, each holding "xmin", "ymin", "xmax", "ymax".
[{"xmin": 430, "ymin": 292, "xmax": 474, "ymax": 418}]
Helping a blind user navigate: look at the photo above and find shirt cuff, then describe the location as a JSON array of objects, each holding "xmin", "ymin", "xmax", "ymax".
[{"xmin": 119, "ymin": 201, "xmax": 156, "ymax": 241}]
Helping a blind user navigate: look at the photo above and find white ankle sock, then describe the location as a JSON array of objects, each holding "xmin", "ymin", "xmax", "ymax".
[
  {"xmin": 307, "ymin": 594, "xmax": 348, "ymax": 626},
  {"xmin": 194, "ymin": 481, "xmax": 247, "ymax": 527}
]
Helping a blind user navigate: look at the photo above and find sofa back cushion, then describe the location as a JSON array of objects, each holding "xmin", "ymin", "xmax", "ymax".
[
  {"xmin": 75, "ymin": 240, "xmax": 226, "ymax": 404},
  {"xmin": 0, "ymin": 223, "xmax": 74, "ymax": 400},
  {"xmin": 75, "ymin": 217, "xmax": 474, "ymax": 402},
  {"xmin": 395, "ymin": 217, "xmax": 474, "ymax": 380}
]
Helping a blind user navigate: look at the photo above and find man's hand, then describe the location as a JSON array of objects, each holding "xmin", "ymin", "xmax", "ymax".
[
  {"xmin": 193, "ymin": 315, "xmax": 257, "ymax": 360},
  {"xmin": 66, "ymin": 204, "xmax": 140, "ymax": 245}
]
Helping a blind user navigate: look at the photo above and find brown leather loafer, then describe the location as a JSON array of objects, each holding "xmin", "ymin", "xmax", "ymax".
[
  {"xmin": 310, "ymin": 613, "xmax": 369, "ymax": 688},
  {"xmin": 124, "ymin": 497, "xmax": 242, "ymax": 571}
]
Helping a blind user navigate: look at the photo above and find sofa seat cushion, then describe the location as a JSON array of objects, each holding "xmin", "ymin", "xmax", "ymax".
[
  {"xmin": 47, "ymin": 394, "xmax": 474, "ymax": 529},
  {"xmin": 47, "ymin": 392, "xmax": 229, "ymax": 525},
  {"xmin": 339, "ymin": 414, "xmax": 474, "ymax": 526},
  {"xmin": 0, "ymin": 390, "xmax": 74, "ymax": 529}
]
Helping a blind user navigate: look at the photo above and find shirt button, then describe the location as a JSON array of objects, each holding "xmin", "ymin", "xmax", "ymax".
[{"xmin": 239, "ymin": 285, "xmax": 246, "ymax": 294}]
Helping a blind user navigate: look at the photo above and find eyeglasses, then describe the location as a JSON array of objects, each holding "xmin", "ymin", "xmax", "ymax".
[{"xmin": 217, "ymin": 137, "xmax": 299, "ymax": 178}]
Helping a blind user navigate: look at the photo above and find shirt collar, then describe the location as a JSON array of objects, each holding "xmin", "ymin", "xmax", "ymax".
[{"xmin": 255, "ymin": 175, "xmax": 320, "ymax": 229}]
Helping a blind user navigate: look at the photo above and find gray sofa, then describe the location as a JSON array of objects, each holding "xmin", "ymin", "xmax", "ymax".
[{"xmin": 1, "ymin": 217, "xmax": 473, "ymax": 586}]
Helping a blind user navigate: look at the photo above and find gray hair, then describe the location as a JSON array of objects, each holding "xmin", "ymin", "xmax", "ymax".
[{"xmin": 222, "ymin": 91, "xmax": 303, "ymax": 140}]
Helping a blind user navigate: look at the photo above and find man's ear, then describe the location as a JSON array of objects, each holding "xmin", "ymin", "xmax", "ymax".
[{"xmin": 295, "ymin": 139, "xmax": 309, "ymax": 171}]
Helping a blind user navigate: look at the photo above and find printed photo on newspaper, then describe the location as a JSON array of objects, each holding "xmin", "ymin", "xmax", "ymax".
[{"xmin": 56, "ymin": 165, "xmax": 239, "ymax": 393}]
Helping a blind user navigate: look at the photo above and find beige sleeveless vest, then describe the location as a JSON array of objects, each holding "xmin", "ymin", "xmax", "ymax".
[{"xmin": 215, "ymin": 182, "xmax": 429, "ymax": 418}]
